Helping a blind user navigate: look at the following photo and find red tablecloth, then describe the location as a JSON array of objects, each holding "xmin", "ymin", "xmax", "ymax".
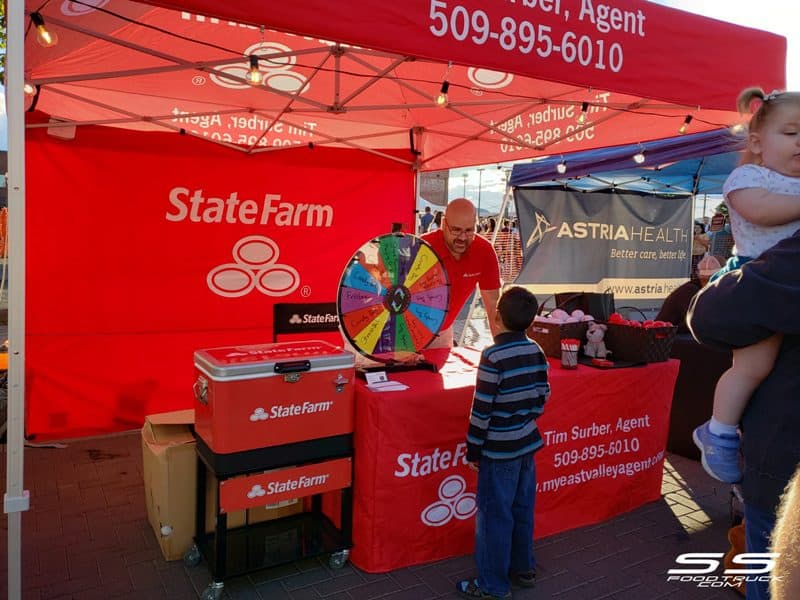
[{"xmin": 350, "ymin": 348, "xmax": 679, "ymax": 572}]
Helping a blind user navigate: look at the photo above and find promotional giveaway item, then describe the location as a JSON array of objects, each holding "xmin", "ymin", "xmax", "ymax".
[
  {"xmin": 555, "ymin": 290, "xmax": 617, "ymax": 322},
  {"xmin": 527, "ymin": 295, "xmax": 595, "ymax": 358},
  {"xmin": 337, "ymin": 233, "xmax": 449, "ymax": 370},
  {"xmin": 560, "ymin": 338, "xmax": 579, "ymax": 369}
]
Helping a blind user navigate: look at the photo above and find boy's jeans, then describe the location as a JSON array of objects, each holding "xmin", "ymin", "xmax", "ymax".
[{"xmin": 475, "ymin": 454, "xmax": 536, "ymax": 596}]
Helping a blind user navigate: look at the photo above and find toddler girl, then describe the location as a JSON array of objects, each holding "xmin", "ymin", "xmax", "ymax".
[{"xmin": 693, "ymin": 88, "xmax": 800, "ymax": 483}]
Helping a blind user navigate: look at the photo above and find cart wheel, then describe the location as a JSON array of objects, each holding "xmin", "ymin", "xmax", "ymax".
[
  {"xmin": 182, "ymin": 544, "xmax": 201, "ymax": 568},
  {"xmin": 329, "ymin": 549, "xmax": 350, "ymax": 569},
  {"xmin": 200, "ymin": 581, "xmax": 224, "ymax": 600}
]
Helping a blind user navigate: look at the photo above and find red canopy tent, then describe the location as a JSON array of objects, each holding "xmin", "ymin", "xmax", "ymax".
[
  {"xmin": 4, "ymin": 1, "xmax": 787, "ymax": 596},
  {"xmin": 24, "ymin": 0, "xmax": 785, "ymax": 170},
  {"xmin": 17, "ymin": 0, "xmax": 787, "ymax": 443}
]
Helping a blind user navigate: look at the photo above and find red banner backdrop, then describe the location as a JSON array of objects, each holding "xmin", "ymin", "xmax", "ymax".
[{"xmin": 25, "ymin": 125, "xmax": 414, "ymax": 439}]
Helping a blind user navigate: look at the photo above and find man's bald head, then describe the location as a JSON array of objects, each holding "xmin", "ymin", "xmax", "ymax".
[
  {"xmin": 444, "ymin": 198, "xmax": 477, "ymax": 223},
  {"xmin": 442, "ymin": 198, "xmax": 478, "ymax": 258}
]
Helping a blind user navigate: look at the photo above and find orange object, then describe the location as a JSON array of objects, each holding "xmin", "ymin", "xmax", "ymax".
[
  {"xmin": 723, "ymin": 521, "xmax": 747, "ymax": 597},
  {"xmin": 591, "ymin": 358, "xmax": 614, "ymax": 368}
]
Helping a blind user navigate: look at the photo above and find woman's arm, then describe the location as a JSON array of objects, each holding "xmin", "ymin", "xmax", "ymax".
[
  {"xmin": 688, "ymin": 229, "xmax": 800, "ymax": 348},
  {"xmin": 728, "ymin": 188, "xmax": 800, "ymax": 227}
]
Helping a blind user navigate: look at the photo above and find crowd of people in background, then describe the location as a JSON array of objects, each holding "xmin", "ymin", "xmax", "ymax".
[{"xmin": 690, "ymin": 214, "xmax": 735, "ymax": 280}]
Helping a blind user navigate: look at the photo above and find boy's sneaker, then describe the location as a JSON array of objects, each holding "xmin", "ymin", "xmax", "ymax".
[
  {"xmin": 510, "ymin": 570, "xmax": 536, "ymax": 588},
  {"xmin": 693, "ymin": 421, "xmax": 742, "ymax": 483},
  {"xmin": 456, "ymin": 578, "xmax": 511, "ymax": 599}
]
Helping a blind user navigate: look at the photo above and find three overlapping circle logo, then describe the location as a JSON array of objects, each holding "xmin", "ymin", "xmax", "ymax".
[
  {"xmin": 420, "ymin": 475, "xmax": 477, "ymax": 527},
  {"xmin": 207, "ymin": 235, "xmax": 300, "ymax": 298}
]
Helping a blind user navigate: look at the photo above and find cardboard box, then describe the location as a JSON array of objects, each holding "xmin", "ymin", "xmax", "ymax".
[
  {"xmin": 142, "ymin": 409, "xmax": 303, "ymax": 561},
  {"xmin": 251, "ymin": 499, "xmax": 303, "ymax": 522},
  {"xmin": 203, "ymin": 471, "xmax": 246, "ymax": 533},
  {"xmin": 142, "ymin": 409, "xmax": 198, "ymax": 561}
]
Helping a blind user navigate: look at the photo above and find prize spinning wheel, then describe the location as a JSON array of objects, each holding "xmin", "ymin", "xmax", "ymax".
[{"xmin": 337, "ymin": 233, "xmax": 450, "ymax": 364}]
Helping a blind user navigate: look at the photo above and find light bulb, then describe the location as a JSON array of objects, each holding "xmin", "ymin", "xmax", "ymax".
[
  {"xmin": 678, "ymin": 115, "xmax": 693, "ymax": 135},
  {"xmin": 31, "ymin": 12, "xmax": 58, "ymax": 48},
  {"xmin": 24, "ymin": 82, "xmax": 37, "ymax": 96},
  {"xmin": 633, "ymin": 151, "xmax": 646, "ymax": 164},
  {"xmin": 577, "ymin": 101, "xmax": 589, "ymax": 124},
  {"xmin": 556, "ymin": 161, "xmax": 567, "ymax": 174},
  {"xmin": 246, "ymin": 55, "xmax": 262, "ymax": 85},
  {"xmin": 435, "ymin": 81, "xmax": 450, "ymax": 107}
]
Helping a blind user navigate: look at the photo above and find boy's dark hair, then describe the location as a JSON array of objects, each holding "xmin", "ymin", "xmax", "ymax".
[{"xmin": 497, "ymin": 286, "xmax": 539, "ymax": 332}]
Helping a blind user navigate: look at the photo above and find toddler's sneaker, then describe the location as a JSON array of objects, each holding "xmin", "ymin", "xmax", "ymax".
[
  {"xmin": 693, "ymin": 421, "xmax": 742, "ymax": 483},
  {"xmin": 510, "ymin": 570, "xmax": 536, "ymax": 588}
]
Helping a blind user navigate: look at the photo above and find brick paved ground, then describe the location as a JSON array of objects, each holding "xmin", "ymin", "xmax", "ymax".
[{"xmin": 0, "ymin": 432, "xmax": 742, "ymax": 600}]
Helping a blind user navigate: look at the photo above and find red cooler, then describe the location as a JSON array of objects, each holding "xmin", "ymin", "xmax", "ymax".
[{"xmin": 193, "ymin": 340, "xmax": 355, "ymax": 454}]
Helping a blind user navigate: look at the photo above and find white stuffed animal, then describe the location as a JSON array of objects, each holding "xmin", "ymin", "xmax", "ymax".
[{"xmin": 584, "ymin": 322, "xmax": 611, "ymax": 358}]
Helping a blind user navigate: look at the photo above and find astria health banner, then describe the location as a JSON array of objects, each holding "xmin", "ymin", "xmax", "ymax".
[
  {"xmin": 25, "ymin": 125, "xmax": 413, "ymax": 439},
  {"xmin": 514, "ymin": 188, "xmax": 692, "ymax": 301}
]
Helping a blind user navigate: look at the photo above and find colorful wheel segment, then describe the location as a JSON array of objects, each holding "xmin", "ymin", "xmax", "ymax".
[{"xmin": 338, "ymin": 233, "xmax": 450, "ymax": 363}]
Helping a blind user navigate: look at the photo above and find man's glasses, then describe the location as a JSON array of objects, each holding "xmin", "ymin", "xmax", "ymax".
[{"xmin": 446, "ymin": 223, "xmax": 476, "ymax": 238}]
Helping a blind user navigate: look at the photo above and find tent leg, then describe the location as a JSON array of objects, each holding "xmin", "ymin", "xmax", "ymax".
[
  {"xmin": 5, "ymin": 3, "xmax": 31, "ymax": 600},
  {"xmin": 458, "ymin": 184, "xmax": 514, "ymax": 347}
]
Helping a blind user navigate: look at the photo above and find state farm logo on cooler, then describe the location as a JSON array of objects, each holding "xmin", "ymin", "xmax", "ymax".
[
  {"xmin": 421, "ymin": 475, "xmax": 476, "ymax": 527},
  {"xmin": 207, "ymin": 235, "xmax": 300, "ymax": 297},
  {"xmin": 248, "ymin": 400, "xmax": 334, "ymax": 422}
]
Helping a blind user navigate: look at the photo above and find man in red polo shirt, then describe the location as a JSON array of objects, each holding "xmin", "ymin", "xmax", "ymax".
[{"xmin": 422, "ymin": 198, "xmax": 502, "ymax": 347}]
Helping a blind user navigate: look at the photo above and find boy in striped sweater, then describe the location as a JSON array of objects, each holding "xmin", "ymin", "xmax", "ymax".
[{"xmin": 457, "ymin": 287, "xmax": 551, "ymax": 600}]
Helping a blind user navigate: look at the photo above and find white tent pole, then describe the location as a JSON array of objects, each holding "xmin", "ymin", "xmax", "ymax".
[
  {"xmin": 5, "ymin": 3, "xmax": 30, "ymax": 599},
  {"xmin": 458, "ymin": 181, "xmax": 514, "ymax": 347}
]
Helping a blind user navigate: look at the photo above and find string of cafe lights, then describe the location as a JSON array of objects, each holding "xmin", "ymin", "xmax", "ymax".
[{"xmin": 29, "ymin": 0, "xmax": 729, "ymax": 161}]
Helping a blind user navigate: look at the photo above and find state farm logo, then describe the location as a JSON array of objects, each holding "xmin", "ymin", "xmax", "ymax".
[
  {"xmin": 207, "ymin": 235, "xmax": 300, "ymax": 297},
  {"xmin": 286, "ymin": 312, "xmax": 339, "ymax": 327},
  {"xmin": 248, "ymin": 474, "xmax": 330, "ymax": 497},
  {"xmin": 421, "ymin": 475, "xmax": 476, "ymax": 527},
  {"xmin": 61, "ymin": 0, "xmax": 110, "ymax": 16},
  {"xmin": 211, "ymin": 41, "xmax": 310, "ymax": 94},
  {"xmin": 248, "ymin": 400, "xmax": 334, "ymax": 421},
  {"xmin": 467, "ymin": 67, "xmax": 514, "ymax": 94}
]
